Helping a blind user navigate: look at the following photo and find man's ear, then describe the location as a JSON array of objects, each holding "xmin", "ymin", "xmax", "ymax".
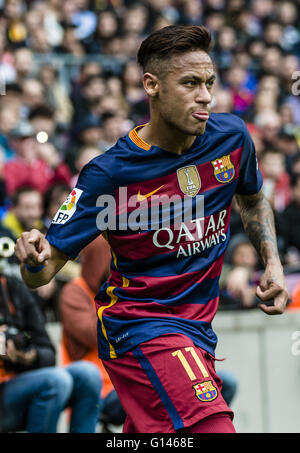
[{"xmin": 142, "ymin": 72, "xmax": 159, "ymax": 97}]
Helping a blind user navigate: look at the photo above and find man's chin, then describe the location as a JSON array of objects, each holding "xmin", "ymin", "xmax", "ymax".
[{"xmin": 192, "ymin": 122, "xmax": 207, "ymax": 136}]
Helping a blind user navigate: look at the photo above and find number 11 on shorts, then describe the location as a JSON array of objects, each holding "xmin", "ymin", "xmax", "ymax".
[{"xmin": 172, "ymin": 347, "xmax": 209, "ymax": 381}]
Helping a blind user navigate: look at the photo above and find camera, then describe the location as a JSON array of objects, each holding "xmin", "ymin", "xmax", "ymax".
[
  {"xmin": 0, "ymin": 236, "xmax": 21, "ymax": 279},
  {"xmin": 5, "ymin": 326, "xmax": 31, "ymax": 350},
  {"xmin": 0, "ymin": 326, "xmax": 31, "ymax": 355}
]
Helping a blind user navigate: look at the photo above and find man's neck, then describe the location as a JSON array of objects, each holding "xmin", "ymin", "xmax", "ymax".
[{"xmin": 137, "ymin": 120, "xmax": 197, "ymax": 155}]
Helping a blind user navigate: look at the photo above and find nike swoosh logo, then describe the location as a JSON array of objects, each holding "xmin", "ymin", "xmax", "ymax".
[{"xmin": 137, "ymin": 185, "xmax": 164, "ymax": 201}]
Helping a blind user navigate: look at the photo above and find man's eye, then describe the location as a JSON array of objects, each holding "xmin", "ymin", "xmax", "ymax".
[
  {"xmin": 184, "ymin": 80, "xmax": 196, "ymax": 86},
  {"xmin": 206, "ymin": 79, "xmax": 215, "ymax": 87}
]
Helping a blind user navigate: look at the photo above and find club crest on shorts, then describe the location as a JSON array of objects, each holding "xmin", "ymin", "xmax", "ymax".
[
  {"xmin": 193, "ymin": 380, "xmax": 218, "ymax": 402},
  {"xmin": 177, "ymin": 165, "xmax": 201, "ymax": 197},
  {"xmin": 52, "ymin": 188, "xmax": 83, "ymax": 225},
  {"xmin": 211, "ymin": 155, "xmax": 235, "ymax": 184}
]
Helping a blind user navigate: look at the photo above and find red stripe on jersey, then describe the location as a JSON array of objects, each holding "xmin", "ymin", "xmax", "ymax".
[
  {"xmin": 97, "ymin": 297, "xmax": 219, "ymax": 325},
  {"xmin": 115, "ymin": 147, "xmax": 242, "ymax": 215},
  {"xmin": 107, "ymin": 207, "xmax": 231, "ymax": 261}
]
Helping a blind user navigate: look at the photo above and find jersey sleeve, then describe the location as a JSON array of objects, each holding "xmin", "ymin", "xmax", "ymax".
[
  {"xmin": 235, "ymin": 121, "xmax": 263, "ymax": 195},
  {"xmin": 46, "ymin": 158, "xmax": 115, "ymax": 259}
]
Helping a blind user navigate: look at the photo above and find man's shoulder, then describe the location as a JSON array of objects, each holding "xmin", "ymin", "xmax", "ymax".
[{"xmin": 207, "ymin": 112, "xmax": 247, "ymax": 135}]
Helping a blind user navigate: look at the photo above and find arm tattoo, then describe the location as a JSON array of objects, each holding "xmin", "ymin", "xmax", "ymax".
[{"xmin": 235, "ymin": 191, "xmax": 280, "ymax": 266}]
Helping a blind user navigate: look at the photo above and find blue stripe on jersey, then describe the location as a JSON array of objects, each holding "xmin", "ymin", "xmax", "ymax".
[
  {"xmin": 113, "ymin": 277, "xmax": 220, "ymax": 306},
  {"xmin": 99, "ymin": 316, "xmax": 217, "ymax": 359},
  {"xmin": 132, "ymin": 346, "xmax": 184, "ymax": 430}
]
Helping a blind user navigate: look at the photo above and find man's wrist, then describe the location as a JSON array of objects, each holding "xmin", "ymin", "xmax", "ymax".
[
  {"xmin": 265, "ymin": 257, "xmax": 283, "ymax": 269},
  {"xmin": 25, "ymin": 263, "xmax": 45, "ymax": 273}
]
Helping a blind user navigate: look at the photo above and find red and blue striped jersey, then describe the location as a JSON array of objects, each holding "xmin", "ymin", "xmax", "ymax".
[{"xmin": 46, "ymin": 113, "xmax": 263, "ymax": 360}]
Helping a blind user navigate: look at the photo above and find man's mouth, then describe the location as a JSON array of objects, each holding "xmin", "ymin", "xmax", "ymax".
[{"xmin": 192, "ymin": 111, "xmax": 210, "ymax": 121}]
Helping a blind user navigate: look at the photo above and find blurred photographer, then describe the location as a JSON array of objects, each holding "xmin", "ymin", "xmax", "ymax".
[{"xmin": 0, "ymin": 235, "xmax": 102, "ymax": 433}]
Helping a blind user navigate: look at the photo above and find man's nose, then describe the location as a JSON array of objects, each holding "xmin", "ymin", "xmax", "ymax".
[{"xmin": 195, "ymin": 84, "xmax": 212, "ymax": 105}]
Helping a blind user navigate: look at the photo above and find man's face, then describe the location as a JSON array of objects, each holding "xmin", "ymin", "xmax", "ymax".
[
  {"xmin": 261, "ymin": 153, "xmax": 285, "ymax": 180},
  {"xmin": 232, "ymin": 243, "xmax": 258, "ymax": 269},
  {"xmin": 152, "ymin": 50, "xmax": 215, "ymax": 136},
  {"xmin": 14, "ymin": 191, "xmax": 43, "ymax": 231}
]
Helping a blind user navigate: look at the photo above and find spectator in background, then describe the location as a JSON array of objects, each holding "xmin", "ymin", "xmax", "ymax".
[
  {"xmin": 245, "ymin": 123, "xmax": 265, "ymax": 160},
  {"xmin": 177, "ymin": 0, "xmax": 203, "ymax": 25},
  {"xmin": 0, "ymin": 106, "xmax": 18, "ymax": 162},
  {"xmin": 98, "ymin": 112, "xmax": 129, "ymax": 152},
  {"xmin": 71, "ymin": 145, "xmax": 103, "ymax": 187},
  {"xmin": 260, "ymin": 148, "xmax": 291, "ymax": 213},
  {"xmin": 220, "ymin": 234, "xmax": 261, "ymax": 310},
  {"xmin": 55, "ymin": 24, "xmax": 85, "ymax": 56},
  {"xmin": 28, "ymin": 105, "xmax": 57, "ymax": 141},
  {"xmin": 27, "ymin": 104, "xmax": 68, "ymax": 157},
  {"xmin": 21, "ymin": 79, "xmax": 45, "ymax": 120},
  {"xmin": 71, "ymin": 73, "xmax": 106, "ymax": 127},
  {"xmin": 86, "ymin": 9, "xmax": 119, "ymax": 54},
  {"xmin": 122, "ymin": 60, "xmax": 148, "ymax": 125},
  {"xmin": 277, "ymin": 174, "xmax": 300, "ymax": 266},
  {"xmin": 2, "ymin": 186, "xmax": 43, "ymax": 239},
  {"xmin": 225, "ymin": 65, "xmax": 255, "ymax": 117},
  {"xmin": 254, "ymin": 110, "xmax": 282, "ymax": 149},
  {"xmin": 76, "ymin": 116, "xmax": 102, "ymax": 148},
  {"xmin": 66, "ymin": 116, "xmax": 103, "ymax": 171},
  {"xmin": 4, "ymin": 121, "xmax": 72, "ymax": 195},
  {"xmin": 70, "ymin": 62, "xmax": 102, "ymax": 112},
  {"xmin": 38, "ymin": 65, "xmax": 74, "ymax": 127},
  {"xmin": 277, "ymin": 125, "xmax": 300, "ymax": 176},
  {"xmin": 13, "ymin": 47, "xmax": 34, "ymax": 84},
  {"xmin": 42, "ymin": 183, "xmax": 71, "ymax": 232},
  {"xmin": 0, "ymin": 271, "xmax": 102, "ymax": 433},
  {"xmin": 212, "ymin": 87, "xmax": 233, "ymax": 114},
  {"xmin": 0, "ymin": 84, "xmax": 23, "ymax": 122}
]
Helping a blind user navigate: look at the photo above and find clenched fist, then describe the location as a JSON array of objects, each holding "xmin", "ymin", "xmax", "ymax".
[{"xmin": 15, "ymin": 229, "xmax": 51, "ymax": 266}]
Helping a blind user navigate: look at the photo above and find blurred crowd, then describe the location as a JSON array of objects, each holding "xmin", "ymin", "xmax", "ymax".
[{"xmin": 0, "ymin": 0, "xmax": 299, "ymax": 432}]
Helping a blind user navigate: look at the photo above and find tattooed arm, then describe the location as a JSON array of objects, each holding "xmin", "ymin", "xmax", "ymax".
[{"xmin": 235, "ymin": 190, "xmax": 288, "ymax": 315}]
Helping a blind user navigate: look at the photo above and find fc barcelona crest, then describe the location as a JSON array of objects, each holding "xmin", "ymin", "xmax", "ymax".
[
  {"xmin": 177, "ymin": 165, "xmax": 201, "ymax": 197},
  {"xmin": 211, "ymin": 155, "xmax": 235, "ymax": 184},
  {"xmin": 193, "ymin": 380, "xmax": 218, "ymax": 402}
]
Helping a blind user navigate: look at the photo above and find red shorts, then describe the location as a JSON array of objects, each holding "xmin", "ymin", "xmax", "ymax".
[{"xmin": 102, "ymin": 333, "xmax": 234, "ymax": 433}]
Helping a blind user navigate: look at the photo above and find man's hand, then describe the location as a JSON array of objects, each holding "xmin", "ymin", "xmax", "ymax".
[
  {"xmin": 256, "ymin": 262, "xmax": 289, "ymax": 315},
  {"xmin": 15, "ymin": 229, "xmax": 69, "ymax": 289},
  {"xmin": 15, "ymin": 229, "xmax": 51, "ymax": 266},
  {"xmin": 6, "ymin": 339, "xmax": 37, "ymax": 366},
  {"xmin": 235, "ymin": 191, "xmax": 289, "ymax": 316}
]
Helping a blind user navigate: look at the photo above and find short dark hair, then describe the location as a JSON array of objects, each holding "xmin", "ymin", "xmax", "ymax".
[
  {"xmin": 43, "ymin": 183, "xmax": 71, "ymax": 215},
  {"xmin": 260, "ymin": 148, "xmax": 284, "ymax": 160},
  {"xmin": 12, "ymin": 186, "xmax": 41, "ymax": 207},
  {"xmin": 28, "ymin": 105, "xmax": 54, "ymax": 121},
  {"xmin": 137, "ymin": 24, "xmax": 212, "ymax": 74}
]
